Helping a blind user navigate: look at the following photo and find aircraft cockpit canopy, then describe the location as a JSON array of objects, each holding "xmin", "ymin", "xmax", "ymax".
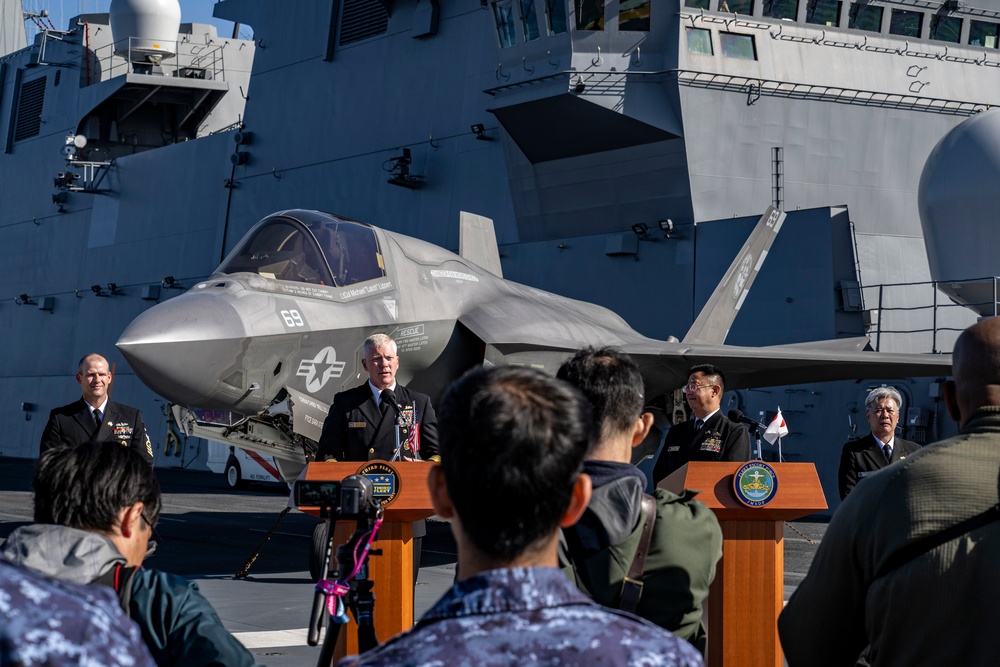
[{"xmin": 218, "ymin": 212, "xmax": 386, "ymax": 287}]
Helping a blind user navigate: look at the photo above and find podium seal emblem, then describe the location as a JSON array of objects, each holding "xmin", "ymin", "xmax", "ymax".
[
  {"xmin": 358, "ymin": 462, "xmax": 399, "ymax": 506},
  {"xmin": 733, "ymin": 461, "xmax": 778, "ymax": 507}
]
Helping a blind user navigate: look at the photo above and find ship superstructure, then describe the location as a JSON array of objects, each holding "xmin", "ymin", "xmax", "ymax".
[{"xmin": 1, "ymin": 0, "xmax": 993, "ymax": 509}]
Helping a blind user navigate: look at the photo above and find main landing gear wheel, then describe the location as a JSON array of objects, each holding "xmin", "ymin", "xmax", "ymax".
[{"xmin": 309, "ymin": 522, "xmax": 329, "ymax": 582}]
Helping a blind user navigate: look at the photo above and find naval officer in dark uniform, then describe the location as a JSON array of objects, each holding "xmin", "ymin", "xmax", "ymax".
[
  {"xmin": 838, "ymin": 386, "xmax": 921, "ymax": 500},
  {"xmin": 39, "ymin": 353, "xmax": 153, "ymax": 465},
  {"xmin": 316, "ymin": 333, "xmax": 438, "ymax": 583},
  {"xmin": 652, "ymin": 364, "xmax": 750, "ymax": 485},
  {"xmin": 316, "ymin": 333, "xmax": 439, "ymax": 463}
]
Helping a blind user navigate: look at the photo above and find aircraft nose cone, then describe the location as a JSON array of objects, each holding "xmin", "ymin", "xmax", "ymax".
[{"xmin": 117, "ymin": 291, "xmax": 248, "ymax": 408}]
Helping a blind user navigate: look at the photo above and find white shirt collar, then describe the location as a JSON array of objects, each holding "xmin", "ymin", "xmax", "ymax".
[
  {"xmin": 369, "ymin": 380, "xmax": 398, "ymax": 404},
  {"xmin": 877, "ymin": 434, "xmax": 896, "ymax": 450},
  {"xmin": 698, "ymin": 409, "xmax": 720, "ymax": 423}
]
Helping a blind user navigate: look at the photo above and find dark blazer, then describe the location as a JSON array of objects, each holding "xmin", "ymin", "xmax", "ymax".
[
  {"xmin": 653, "ymin": 411, "xmax": 751, "ymax": 485},
  {"xmin": 838, "ymin": 433, "xmax": 921, "ymax": 500},
  {"xmin": 316, "ymin": 382, "xmax": 439, "ymax": 463},
  {"xmin": 40, "ymin": 399, "xmax": 153, "ymax": 465}
]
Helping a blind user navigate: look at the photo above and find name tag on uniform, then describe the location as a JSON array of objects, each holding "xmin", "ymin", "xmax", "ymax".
[
  {"xmin": 349, "ymin": 421, "xmax": 367, "ymax": 428},
  {"xmin": 667, "ymin": 446, "xmax": 680, "ymax": 452}
]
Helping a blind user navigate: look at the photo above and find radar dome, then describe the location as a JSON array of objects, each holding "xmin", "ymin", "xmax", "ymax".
[
  {"xmin": 109, "ymin": 0, "xmax": 182, "ymax": 63},
  {"xmin": 918, "ymin": 109, "xmax": 1000, "ymax": 315}
]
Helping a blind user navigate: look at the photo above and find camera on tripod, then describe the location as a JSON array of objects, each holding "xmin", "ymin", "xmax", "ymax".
[{"xmin": 294, "ymin": 475, "xmax": 378, "ymax": 520}]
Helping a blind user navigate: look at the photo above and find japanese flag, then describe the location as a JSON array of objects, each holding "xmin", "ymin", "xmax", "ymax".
[{"xmin": 763, "ymin": 409, "xmax": 789, "ymax": 445}]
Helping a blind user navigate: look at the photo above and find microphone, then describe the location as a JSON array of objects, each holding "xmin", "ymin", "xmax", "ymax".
[
  {"xmin": 380, "ymin": 388, "xmax": 400, "ymax": 414},
  {"xmin": 728, "ymin": 409, "xmax": 767, "ymax": 431}
]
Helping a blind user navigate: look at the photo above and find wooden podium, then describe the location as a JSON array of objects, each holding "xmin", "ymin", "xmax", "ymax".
[
  {"xmin": 660, "ymin": 462, "xmax": 827, "ymax": 667},
  {"xmin": 300, "ymin": 461, "xmax": 436, "ymax": 660}
]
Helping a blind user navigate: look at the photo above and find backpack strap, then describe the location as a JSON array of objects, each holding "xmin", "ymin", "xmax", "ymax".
[
  {"xmin": 619, "ymin": 493, "xmax": 657, "ymax": 613},
  {"xmin": 873, "ymin": 502, "xmax": 1000, "ymax": 581},
  {"xmin": 92, "ymin": 562, "xmax": 139, "ymax": 612}
]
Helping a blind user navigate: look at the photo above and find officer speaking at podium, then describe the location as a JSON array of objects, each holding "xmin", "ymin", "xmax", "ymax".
[{"xmin": 316, "ymin": 333, "xmax": 439, "ymax": 581}]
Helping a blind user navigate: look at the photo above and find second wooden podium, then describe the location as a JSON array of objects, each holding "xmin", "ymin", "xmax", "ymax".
[
  {"xmin": 660, "ymin": 461, "xmax": 827, "ymax": 667},
  {"xmin": 299, "ymin": 460, "xmax": 436, "ymax": 659}
]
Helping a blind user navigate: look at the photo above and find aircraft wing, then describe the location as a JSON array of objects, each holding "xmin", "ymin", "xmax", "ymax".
[{"xmin": 477, "ymin": 338, "xmax": 952, "ymax": 396}]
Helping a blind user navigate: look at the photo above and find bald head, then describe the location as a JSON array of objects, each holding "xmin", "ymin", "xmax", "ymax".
[
  {"xmin": 76, "ymin": 353, "xmax": 112, "ymax": 408},
  {"xmin": 948, "ymin": 317, "xmax": 1000, "ymax": 426}
]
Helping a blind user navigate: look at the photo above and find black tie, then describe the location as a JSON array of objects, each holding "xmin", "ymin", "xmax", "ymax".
[
  {"xmin": 883, "ymin": 443, "xmax": 892, "ymax": 461},
  {"xmin": 93, "ymin": 409, "xmax": 102, "ymax": 430},
  {"xmin": 695, "ymin": 419, "xmax": 704, "ymax": 431}
]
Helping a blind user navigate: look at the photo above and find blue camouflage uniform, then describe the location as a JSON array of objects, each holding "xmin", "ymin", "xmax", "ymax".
[
  {"xmin": 0, "ymin": 525, "xmax": 255, "ymax": 667},
  {"xmin": 0, "ymin": 556, "xmax": 156, "ymax": 667},
  {"xmin": 338, "ymin": 566, "xmax": 704, "ymax": 667}
]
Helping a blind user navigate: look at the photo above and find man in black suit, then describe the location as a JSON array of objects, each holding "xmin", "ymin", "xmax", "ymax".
[
  {"xmin": 838, "ymin": 386, "xmax": 921, "ymax": 500},
  {"xmin": 652, "ymin": 364, "xmax": 750, "ymax": 485},
  {"xmin": 40, "ymin": 353, "xmax": 153, "ymax": 465},
  {"xmin": 316, "ymin": 333, "xmax": 439, "ymax": 463}
]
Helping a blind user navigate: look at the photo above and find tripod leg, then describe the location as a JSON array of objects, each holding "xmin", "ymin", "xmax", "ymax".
[{"xmin": 316, "ymin": 614, "xmax": 343, "ymax": 667}]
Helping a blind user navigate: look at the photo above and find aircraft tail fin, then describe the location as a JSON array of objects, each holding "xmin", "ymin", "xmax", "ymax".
[
  {"xmin": 459, "ymin": 211, "xmax": 503, "ymax": 278},
  {"xmin": 681, "ymin": 206, "xmax": 787, "ymax": 345}
]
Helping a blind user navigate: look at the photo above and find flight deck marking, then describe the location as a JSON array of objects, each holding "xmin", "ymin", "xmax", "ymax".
[{"xmin": 296, "ymin": 347, "xmax": 347, "ymax": 393}]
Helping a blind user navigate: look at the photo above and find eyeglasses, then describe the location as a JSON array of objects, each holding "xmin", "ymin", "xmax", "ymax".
[
  {"xmin": 868, "ymin": 408, "xmax": 896, "ymax": 416},
  {"xmin": 683, "ymin": 383, "xmax": 716, "ymax": 392},
  {"xmin": 141, "ymin": 510, "xmax": 161, "ymax": 560}
]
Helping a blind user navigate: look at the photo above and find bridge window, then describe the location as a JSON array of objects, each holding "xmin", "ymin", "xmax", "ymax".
[
  {"xmin": 719, "ymin": 0, "xmax": 755, "ymax": 15},
  {"xmin": 721, "ymin": 32, "xmax": 757, "ymax": 59},
  {"xmin": 687, "ymin": 27, "xmax": 714, "ymax": 54},
  {"xmin": 620, "ymin": 0, "xmax": 650, "ymax": 31},
  {"xmin": 686, "ymin": 0, "xmax": 710, "ymax": 8},
  {"xmin": 576, "ymin": 0, "xmax": 604, "ymax": 30},
  {"xmin": 764, "ymin": 0, "xmax": 798, "ymax": 21},
  {"xmin": 930, "ymin": 15, "xmax": 961, "ymax": 43},
  {"xmin": 969, "ymin": 20, "xmax": 999, "ymax": 47},
  {"xmin": 544, "ymin": 0, "xmax": 568, "ymax": 34},
  {"xmin": 520, "ymin": 0, "xmax": 541, "ymax": 40},
  {"xmin": 492, "ymin": 0, "xmax": 518, "ymax": 47},
  {"xmin": 889, "ymin": 9, "xmax": 922, "ymax": 37},
  {"xmin": 806, "ymin": 0, "xmax": 841, "ymax": 26},
  {"xmin": 848, "ymin": 2, "xmax": 883, "ymax": 32}
]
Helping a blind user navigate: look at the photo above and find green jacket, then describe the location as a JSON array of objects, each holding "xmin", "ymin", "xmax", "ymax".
[{"xmin": 561, "ymin": 461, "xmax": 722, "ymax": 653}]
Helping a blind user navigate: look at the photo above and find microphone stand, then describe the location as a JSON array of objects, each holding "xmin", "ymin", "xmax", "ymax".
[
  {"xmin": 751, "ymin": 426, "xmax": 762, "ymax": 460},
  {"xmin": 387, "ymin": 402, "xmax": 406, "ymax": 462}
]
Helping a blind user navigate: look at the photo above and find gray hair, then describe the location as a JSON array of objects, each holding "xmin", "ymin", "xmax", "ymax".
[
  {"xmin": 865, "ymin": 386, "xmax": 902, "ymax": 411},
  {"xmin": 362, "ymin": 333, "xmax": 396, "ymax": 358}
]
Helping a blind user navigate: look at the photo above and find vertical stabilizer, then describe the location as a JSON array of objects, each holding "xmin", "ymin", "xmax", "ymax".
[
  {"xmin": 1, "ymin": 0, "xmax": 27, "ymax": 57},
  {"xmin": 459, "ymin": 211, "xmax": 503, "ymax": 278},
  {"xmin": 682, "ymin": 206, "xmax": 787, "ymax": 344}
]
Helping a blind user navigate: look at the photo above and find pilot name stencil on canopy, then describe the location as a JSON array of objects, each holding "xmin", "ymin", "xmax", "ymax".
[{"xmin": 340, "ymin": 280, "xmax": 394, "ymax": 300}]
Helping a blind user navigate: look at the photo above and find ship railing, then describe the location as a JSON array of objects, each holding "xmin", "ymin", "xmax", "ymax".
[
  {"xmin": 861, "ymin": 276, "xmax": 1000, "ymax": 354},
  {"xmin": 82, "ymin": 36, "xmax": 226, "ymax": 86},
  {"xmin": 677, "ymin": 70, "xmax": 988, "ymax": 115}
]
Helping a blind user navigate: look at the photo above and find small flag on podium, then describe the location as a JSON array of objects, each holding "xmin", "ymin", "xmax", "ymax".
[{"xmin": 763, "ymin": 408, "xmax": 788, "ymax": 445}]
